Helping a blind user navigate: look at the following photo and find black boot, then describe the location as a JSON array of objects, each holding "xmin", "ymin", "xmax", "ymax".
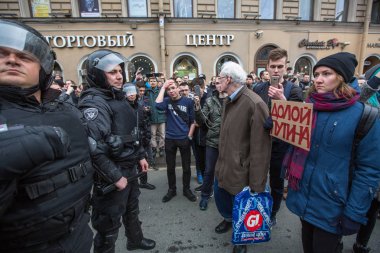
[
  {"xmin": 353, "ymin": 243, "xmax": 371, "ymax": 253},
  {"xmin": 232, "ymin": 245, "xmax": 247, "ymax": 253},
  {"xmin": 139, "ymin": 182, "xmax": 156, "ymax": 190},
  {"xmin": 93, "ymin": 231, "xmax": 118, "ymax": 253},
  {"xmin": 127, "ymin": 238, "xmax": 156, "ymax": 250}
]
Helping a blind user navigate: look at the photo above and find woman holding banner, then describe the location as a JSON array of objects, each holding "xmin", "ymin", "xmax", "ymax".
[{"xmin": 283, "ymin": 52, "xmax": 380, "ymax": 253}]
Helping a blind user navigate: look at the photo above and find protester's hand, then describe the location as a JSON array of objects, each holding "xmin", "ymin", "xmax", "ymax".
[
  {"xmin": 66, "ymin": 85, "xmax": 74, "ymax": 95},
  {"xmin": 268, "ymin": 83, "xmax": 286, "ymax": 100},
  {"xmin": 115, "ymin": 176, "xmax": 128, "ymax": 191},
  {"xmin": 194, "ymin": 96, "xmax": 201, "ymax": 110},
  {"xmin": 139, "ymin": 158, "xmax": 149, "ymax": 172},
  {"xmin": 339, "ymin": 215, "xmax": 361, "ymax": 235},
  {"xmin": 163, "ymin": 79, "xmax": 174, "ymax": 89},
  {"xmin": 106, "ymin": 135, "xmax": 123, "ymax": 157}
]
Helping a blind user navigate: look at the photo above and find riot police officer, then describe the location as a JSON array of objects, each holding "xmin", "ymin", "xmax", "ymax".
[
  {"xmin": 0, "ymin": 20, "xmax": 93, "ymax": 252},
  {"xmin": 79, "ymin": 49, "xmax": 156, "ymax": 253}
]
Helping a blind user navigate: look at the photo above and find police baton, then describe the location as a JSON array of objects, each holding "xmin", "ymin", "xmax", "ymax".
[{"xmin": 97, "ymin": 172, "xmax": 146, "ymax": 196}]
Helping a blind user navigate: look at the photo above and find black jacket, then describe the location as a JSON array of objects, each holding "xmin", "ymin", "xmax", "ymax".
[
  {"xmin": 79, "ymin": 88, "xmax": 145, "ymax": 183},
  {"xmin": 0, "ymin": 89, "xmax": 93, "ymax": 249}
]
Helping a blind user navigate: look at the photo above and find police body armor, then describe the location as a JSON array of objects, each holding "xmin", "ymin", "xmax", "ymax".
[
  {"xmin": 0, "ymin": 97, "xmax": 93, "ymax": 249},
  {"xmin": 107, "ymin": 94, "xmax": 142, "ymax": 166}
]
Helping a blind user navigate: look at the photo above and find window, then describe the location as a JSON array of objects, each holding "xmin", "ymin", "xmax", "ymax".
[
  {"xmin": 130, "ymin": 56, "xmax": 155, "ymax": 81},
  {"xmin": 173, "ymin": 56, "xmax": 198, "ymax": 79},
  {"xmin": 29, "ymin": 0, "xmax": 50, "ymax": 17},
  {"xmin": 335, "ymin": 0, "xmax": 348, "ymax": 21},
  {"xmin": 216, "ymin": 55, "xmax": 238, "ymax": 75},
  {"xmin": 78, "ymin": 0, "xmax": 100, "ymax": 17},
  {"xmin": 174, "ymin": 0, "xmax": 192, "ymax": 18},
  {"xmin": 294, "ymin": 57, "xmax": 312, "ymax": 76},
  {"xmin": 128, "ymin": 0, "xmax": 147, "ymax": 17},
  {"xmin": 217, "ymin": 0, "xmax": 235, "ymax": 19},
  {"xmin": 259, "ymin": 0, "xmax": 275, "ymax": 19},
  {"xmin": 254, "ymin": 45, "xmax": 277, "ymax": 76},
  {"xmin": 299, "ymin": 0, "xmax": 313, "ymax": 21},
  {"xmin": 371, "ymin": 0, "xmax": 380, "ymax": 24}
]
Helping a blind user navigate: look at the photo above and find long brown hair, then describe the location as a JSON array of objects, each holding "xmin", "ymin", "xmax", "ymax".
[{"xmin": 308, "ymin": 72, "xmax": 356, "ymax": 99}]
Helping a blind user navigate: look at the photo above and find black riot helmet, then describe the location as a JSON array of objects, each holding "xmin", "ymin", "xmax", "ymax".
[
  {"xmin": 0, "ymin": 19, "xmax": 56, "ymax": 90},
  {"xmin": 84, "ymin": 49, "xmax": 132, "ymax": 89}
]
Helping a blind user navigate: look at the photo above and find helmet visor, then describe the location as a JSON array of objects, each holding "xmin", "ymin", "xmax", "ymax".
[
  {"xmin": 0, "ymin": 22, "xmax": 54, "ymax": 74},
  {"xmin": 94, "ymin": 53, "xmax": 126, "ymax": 72}
]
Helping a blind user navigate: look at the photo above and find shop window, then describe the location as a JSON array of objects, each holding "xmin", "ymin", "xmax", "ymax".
[
  {"xmin": 363, "ymin": 55, "xmax": 380, "ymax": 74},
  {"xmin": 174, "ymin": 0, "xmax": 192, "ymax": 18},
  {"xmin": 78, "ymin": 0, "xmax": 101, "ymax": 17},
  {"xmin": 130, "ymin": 56, "xmax": 155, "ymax": 81},
  {"xmin": 254, "ymin": 45, "xmax": 278, "ymax": 76},
  {"xmin": 128, "ymin": 0, "xmax": 148, "ymax": 17},
  {"xmin": 294, "ymin": 56, "xmax": 313, "ymax": 76},
  {"xmin": 259, "ymin": 0, "xmax": 275, "ymax": 19},
  {"xmin": 335, "ymin": 0, "xmax": 348, "ymax": 21},
  {"xmin": 173, "ymin": 56, "xmax": 198, "ymax": 80},
  {"xmin": 216, "ymin": 55, "xmax": 238, "ymax": 75},
  {"xmin": 217, "ymin": 0, "xmax": 235, "ymax": 19},
  {"xmin": 53, "ymin": 61, "xmax": 64, "ymax": 79},
  {"xmin": 299, "ymin": 0, "xmax": 313, "ymax": 21},
  {"xmin": 371, "ymin": 0, "xmax": 380, "ymax": 24},
  {"xmin": 29, "ymin": 0, "xmax": 51, "ymax": 17}
]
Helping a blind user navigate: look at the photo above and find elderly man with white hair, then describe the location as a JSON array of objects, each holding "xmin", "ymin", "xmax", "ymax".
[{"xmin": 213, "ymin": 62, "xmax": 272, "ymax": 253}]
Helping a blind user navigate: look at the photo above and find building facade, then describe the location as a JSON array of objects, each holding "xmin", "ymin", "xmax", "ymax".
[{"xmin": 1, "ymin": 0, "xmax": 379, "ymax": 84}]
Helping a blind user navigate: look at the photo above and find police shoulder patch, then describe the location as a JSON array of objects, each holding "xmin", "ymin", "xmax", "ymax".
[{"xmin": 84, "ymin": 108, "xmax": 99, "ymax": 121}]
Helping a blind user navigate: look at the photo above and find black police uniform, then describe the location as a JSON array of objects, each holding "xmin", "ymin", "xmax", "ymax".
[
  {"xmin": 79, "ymin": 87, "xmax": 147, "ymax": 253},
  {"xmin": 0, "ymin": 91, "xmax": 94, "ymax": 253},
  {"xmin": 129, "ymin": 97, "xmax": 152, "ymax": 185}
]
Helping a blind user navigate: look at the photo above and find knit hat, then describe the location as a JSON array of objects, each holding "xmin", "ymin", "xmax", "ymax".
[{"xmin": 313, "ymin": 52, "xmax": 358, "ymax": 83}]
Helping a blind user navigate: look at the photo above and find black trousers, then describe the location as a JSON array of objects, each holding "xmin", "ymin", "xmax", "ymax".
[
  {"xmin": 269, "ymin": 146, "xmax": 287, "ymax": 217},
  {"xmin": 165, "ymin": 138, "xmax": 192, "ymax": 191},
  {"xmin": 301, "ymin": 219, "xmax": 342, "ymax": 253},
  {"xmin": 92, "ymin": 168, "xmax": 143, "ymax": 253},
  {"xmin": 356, "ymin": 198, "xmax": 380, "ymax": 246}
]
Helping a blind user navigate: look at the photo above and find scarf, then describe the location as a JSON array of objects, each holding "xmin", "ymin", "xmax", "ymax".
[{"xmin": 283, "ymin": 91, "xmax": 359, "ymax": 190}]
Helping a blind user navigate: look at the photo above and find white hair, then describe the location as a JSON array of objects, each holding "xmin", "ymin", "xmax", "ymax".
[{"xmin": 220, "ymin": 61, "xmax": 247, "ymax": 85}]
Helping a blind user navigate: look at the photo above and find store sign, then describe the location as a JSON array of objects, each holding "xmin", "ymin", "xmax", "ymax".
[
  {"xmin": 44, "ymin": 33, "xmax": 134, "ymax": 48},
  {"xmin": 186, "ymin": 34, "xmax": 234, "ymax": 47},
  {"xmin": 367, "ymin": 43, "xmax": 380, "ymax": 48},
  {"xmin": 31, "ymin": 0, "xmax": 50, "ymax": 18},
  {"xmin": 79, "ymin": 0, "xmax": 101, "ymax": 17},
  {"xmin": 298, "ymin": 38, "xmax": 345, "ymax": 50}
]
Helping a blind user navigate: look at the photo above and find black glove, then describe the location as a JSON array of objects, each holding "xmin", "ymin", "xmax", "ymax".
[
  {"xmin": 339, "ymin": 215, "xmax": 361, "ymax": 236},
  {"xmin": 106, "ymin": 135, "xmax": 124, "ymax": 157},
  {"xmin": 264, "ymin": 116, "xmax": 273, "ymax": 130}
]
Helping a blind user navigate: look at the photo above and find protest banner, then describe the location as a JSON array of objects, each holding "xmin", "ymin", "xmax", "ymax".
[{"xmin": 271, "ymin": 100, "xmax": 313, "ymax": 151}]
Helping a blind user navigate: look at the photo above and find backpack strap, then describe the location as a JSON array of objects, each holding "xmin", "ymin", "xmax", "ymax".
[
  {"xmin": 169, "ymin": 99, "xmax": 190, "ymax": 126},
  {"xmin": 349, "ymin": 103, "xmax": 379, "ymax": 187}
]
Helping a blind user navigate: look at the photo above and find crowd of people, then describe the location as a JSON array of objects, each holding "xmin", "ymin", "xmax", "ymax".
[{"xmin": 1, "ymin": 19, "xmax": 380, "ymax": 253}]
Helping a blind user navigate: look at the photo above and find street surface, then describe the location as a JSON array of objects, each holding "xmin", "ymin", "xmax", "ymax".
[{"xmin": 108, "ymin": 167, "xmax": 380, "ymax": 253}]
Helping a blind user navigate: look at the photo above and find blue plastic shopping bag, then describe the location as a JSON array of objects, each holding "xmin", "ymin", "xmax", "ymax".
[{"xmin": 232, "ymin": 186, "xmax": 273, "ymax": 245}]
